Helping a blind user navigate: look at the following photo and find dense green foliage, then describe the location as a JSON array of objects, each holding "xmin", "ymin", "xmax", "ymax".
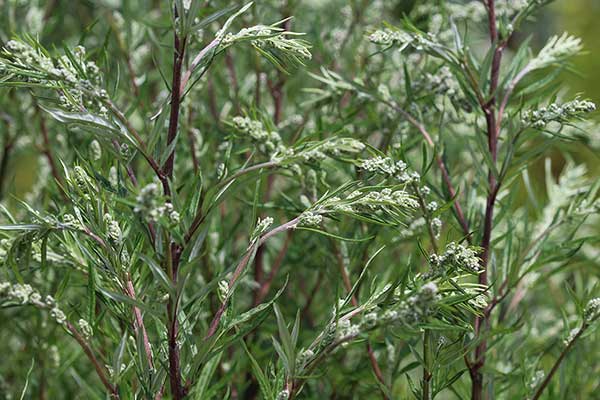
[{"xmin": 0, "ymin": 1, "xmax": 599, "ymax": 399}]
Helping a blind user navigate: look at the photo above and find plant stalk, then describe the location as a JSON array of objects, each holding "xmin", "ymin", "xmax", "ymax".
[
  {"xmin": 531, "ymin": 324, "xmax": 586, "ymax": 400},
  {"xmin": 164, "ymin": 33, "xmax": 187, "ymax": 181},
  {"xmin": 164, "ymin": 18, "xmax": 187, "ymax": 399},
  {"xmin": 423, "ymin": 329, "xmax": 431, "ymax": 400},
  {"xmin": 471, "ymin": 1, "xmax": 504, "ymax": 398}
]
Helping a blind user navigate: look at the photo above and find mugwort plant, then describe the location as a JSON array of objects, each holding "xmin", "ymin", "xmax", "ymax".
[{"xmin": 0, "ymin": 1, "xmax": 598, "ymax": 399}]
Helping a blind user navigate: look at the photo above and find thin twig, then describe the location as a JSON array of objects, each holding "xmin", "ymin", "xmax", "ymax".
[
  {"xmin": 253, "ymin": 13, "xmax": 291, "ymax": 305},
  {"xmin": 184, "ymin": 160, "xmax": 280, "ymax": 244},
  {"xmin": 423, "ymin": 329, "xmax": 432, "ymax": 400},
  {"xmin": 37, "ymin": 108, "xmax": 67, "ymax": 200},
  {"xmin": 157, "ymin": 18, "xmax": 190, "ymax": 399},
  {"xmin": 179, "ymin": 37, "xmax": 221, "ymax": 94},
  {"xmin": 331, "ymin": 240, "xmax": 389, "ymax": 399},
  {"xmin": 108, "ymin": 13, "xmax": 142, "ymax": 101},
  {"xmin": 0, "ymin": 130, "xmax": 14, "ymax": 201},
  {"xmin": 224, "ymin": 52, "xmax": 240, "ymax": 113},
  {"xmin": 253, "ymin": 230, "xmax": 293, "ymax": 305},
  {"xmin": 164, "ymin": 34, "xmax": 187, "ymax": 180},
  {"xmin": 385, "ymin": 100, "xmax": 471, "ymax": 240},
  {"xmin": 204, "ymin": 217, "xmax": 300, "ymax": 340},
  {"xmin": 65, "ymin": 321, "xmax": 119, "ymax": 398},
  {"xmin": 496, "ymin": 65, "xmax": 531, "ymax": 133},
  {"xmin": 531, "ymin": 324, "xmax": 587, "ymax": 400},
  {"xmin": 471, "ymin": 2, "xmax": 505, "ymax": 398},
  {"xmin": 186, "ymin": 109, "xmax": 199, "ymax": 174},
  {"xmin": 104, "ymin": 100, "xmax": 166, "ymax": 192},
  {"xmin": 125, "ymin": 276, "xmax": 154, "ymax": 368},
  {"xmin": 411, "ymin": 183, "xmax": 437, "ymax": 400}
]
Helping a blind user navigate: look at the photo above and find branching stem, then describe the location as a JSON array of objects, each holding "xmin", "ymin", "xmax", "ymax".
[
  {"xmin": 65, "ymin": 321, "xmax": 120, "ymax": 398},
  {"xmin": 531, "ymin": 324, "xmax": 587, "ymax": 400},
  {"xmin": 471, "ymin": 2, "xmax": 505, "ymax": 398}
]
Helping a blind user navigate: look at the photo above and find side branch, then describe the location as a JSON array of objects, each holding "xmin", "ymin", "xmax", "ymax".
[
  {"xmin": 387, "ymin": 101, "xmax": 471, "ymax": 240},
  {"xmin": 164, "ymin": 34, "xmax": 187, "ymax": 180},
  {"xmin": 66, "ymin": 322, "xmax": 120, "ymax": 398},
  {"xmin": 204, "ymin": 217, "xmax": 301, "ymax": 340}
]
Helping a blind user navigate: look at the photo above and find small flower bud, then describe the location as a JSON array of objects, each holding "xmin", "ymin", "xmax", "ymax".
[
  {"xmin": 78, "ymin": 319, "xmax": 93, "ymax": 339},
  {"xmin": 89, "ymin": 140, "xmax": 102, "ymax": 161}
]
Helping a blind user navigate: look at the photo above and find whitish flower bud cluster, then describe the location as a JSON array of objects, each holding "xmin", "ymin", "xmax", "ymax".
[
  {"xmin": 62, "ymin": 214, "xmax": 81, "ymax": 229},
  {"xmin": 321, "ymin": 187, "xmax": 419, "ymax": 220},
  {"xmin": 398, "ymin": 217, "xmax": 426, "ymax": 239},
  {"xmin": 104, "ymin": 213, "xmax": 122, "ymax": 243},
  {"xmin": 252, "ymin": 217, "xmax": 273, "ymax": 239},
  {"xmin": 232, "ymin": 116, "xmax": 284, "ymax": 157},
  {"xmin": 360, "ymin": 156, "xmax": 406, "ymax": 176},
  {"xmin": 72, "ymin": 166, "xmax": 91, "ymax": 191},
  {"xmin": 134, "ymin": 183, "xmax": 179, "ymax": 226},
  {"xmin": 276, "ymin": 389, "xmax": 290, "ymax": 400},
  {"xmin": 349, "ymin": 283, "xmax": 442, "ymax": 338},
  {"xmin": 529, "ymin": 33, "xmax": 582, "ymax": 71},
  {"xmin": 120, "ymin": 143, "xmax": 130, "ymax": 157},
  {"xmin": 48, "ymin": 345, "xmax": 60, "ymax": 368},
  {"xmin": 468, "ymin": 292, "xmax": 488, "ymax": 309},
  {"xmin": 431, "ymin": 217, "xmax": 442, "ymax": 239},
  {"xmin": 218, "ymin": 280, "xmax": 229, "ymax": 303},
  {"xmin": 78, "ymin": 318, "xmax": 93, "ymax": 339},
  {"xmin": 360, "ymin": 312, "xmax": 379, "ymax": 329},
  {"xmin": 316, "ymin": 322, "xmax": 338, "ymax": 352},
  {"xmin": 297, "ymin": 138, "xmax": 365, "ymax": 163},
  {"xmin": 387, "ymin": 282, "xmax": 440, "ymax": 325},
  {"xmin": 109, "ymin": 166, "xmax": 118, "ymax": 188},
  {"xmin": 523, "ymin": 99, "xmax": 596, "ymax": 128},
  {"xmin": 427, "ymin": 201, "xmax": 438, "ymax": 212},
  {"xmin": 89, "ymin": 140, "xmax": 102, "ymax": 161},
  {"xmin": 221, "ymin": 25, "xmax": 311, "ymax": 62},
  {"xmin": 445, "ymin": 2, "xmax": 486, "ymax": 21},
  {"xmin": 120, "ymin": 248, "xmax": 131, "ymax": 269},
  {"xmin": 231, "ymin": 115, "xmax": 365, "ymax": 166},
  {"xmin": 336, "ymin": 318, "xmax": 361, "ymax": 341},
  {"xmin": 1, "ymin": 40, "xmax": 107, "ymax": 113},
  {"xmin": 298, "ymin": 211, "xmax": 323, "ymax": 227},
  {"xmin": 326, "ymin": 283, "xmax": 442, "ymax": 349},
  {"xmin": 563, "ymin": 327, "xmax": 578, "ymax": 346},
  {"xmin": 428, "ymin": 242, "xmax": 480, "ymax": 277},
  {"xmin": 584, "ymin": 297, "xmax": 600, "ymax": 322},
  {"xmin": 529, "ymin": 370, "xmax": 545, "ymax": 391},
  {"xmin": 349, "ymin": 188, "xmax": 420, "ymax": 210},
  {"xmin": 359, "ymin": 156, "xmax": 421, "ymax": 184},
  {"xmin": 148, "ymin": 202, "xmax": 180, "ymax": 226},
  {"xmin": 368, "ymin": 29, "xmax": 412, "ymax": 47},
  {"xmin": 425, "ymin": 66, "xmax": 460, "ymax": 97},
  {"xmin": 422, "ymin": 66, "xmax": 469, "ymax": 110},
  {"xmin": 0, "ymin": 282, "xmax": 66, "ymax": 325},
  {"xmin": 297, "ymin": 348, "xmax": 314, "ymax": 367},
  {"xmin": 437, "ymin": 335, "xmax": 448, "ymax": 349},
  {"xmin": 134, "ymin": 182, "xmax": 160, "ymax": 213},
  {"xmin": 369, "ymin": 27, "xmax": 441, "ymax": 55},
  {"xmin": 0, "ymin": 237, "xmax": 12, "ymax": 255},
  {"xmin": 496, "ymin": 0, "xmax": 530, "ymax": 18}
]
